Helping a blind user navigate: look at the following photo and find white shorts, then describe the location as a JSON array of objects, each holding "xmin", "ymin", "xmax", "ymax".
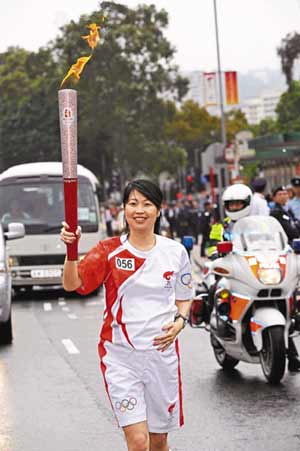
[{"xmin": 98, "ymin": 340, "xmax": 184, "ymax": 433}]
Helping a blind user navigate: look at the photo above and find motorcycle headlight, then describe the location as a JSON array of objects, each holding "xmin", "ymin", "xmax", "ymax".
[{"xmin": 258, "ymin": 268, "xmax": 282, "ymax": 285}]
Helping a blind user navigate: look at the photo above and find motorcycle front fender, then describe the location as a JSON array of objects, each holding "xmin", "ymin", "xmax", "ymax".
[{"xmin": 250, "ymin": 308, "xmax": 287, "ymax": 352}]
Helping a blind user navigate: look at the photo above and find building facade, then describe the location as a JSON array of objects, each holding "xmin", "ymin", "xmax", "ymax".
[{"xmin": 241, "ymin": 91, "xmax": 283, "ymax": 125}]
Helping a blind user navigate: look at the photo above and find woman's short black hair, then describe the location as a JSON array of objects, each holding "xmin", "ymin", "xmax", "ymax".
[{"xmin": 123, "ymin": 179, "xmax": 163, "ymax": 234}]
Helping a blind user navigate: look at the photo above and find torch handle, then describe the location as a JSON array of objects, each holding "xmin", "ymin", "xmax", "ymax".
[{"xmin": 64, "ymin": 178, "xmax": 78, "ymax": 261}]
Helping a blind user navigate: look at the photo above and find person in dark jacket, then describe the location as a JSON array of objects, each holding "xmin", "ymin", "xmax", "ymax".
[
  {"xmin": 198, "ymin": 200, "xmax": 217, "ymax": 257},
  {"xmin": 176, "ymin": 201, "xmax": 191, "ymax": 239},
  {"xmin": 270, "ymin": 185, "xmax": 300, "ymax": 371},
  {"xmin": 270, "ymin": 186, "xmax": 300, "ymax": 244}
]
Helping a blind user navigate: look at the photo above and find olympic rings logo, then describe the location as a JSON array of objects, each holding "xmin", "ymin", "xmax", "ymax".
[
  {"xmin": 181, "ymin": 272, "xmax": 192, "ymax": 286},
  {"xmin": 115, "ymin": 397, "xmax": 137, "ymax": 413}
]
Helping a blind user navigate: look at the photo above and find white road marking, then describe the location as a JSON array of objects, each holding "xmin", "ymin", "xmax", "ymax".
[
  {"xmin": 68, "ymin": 313, "xmax": 78, "ymax": 320},
  {"xmin": 62, "ymin": 306, "xmax": 70, "ymax": 312},
  {"xmin": 86, "ymin": 300, "xmax": 102, "ymax": 306},
  {"xmin": 62, "ymin": 339, "xmax": 80, "ymax": 354},
  {"xmin": 43, "ymin": 303, "xmax": 52, "ymax": 311},
  {"xmin": 58, "ymin": 300, "xmax": 66, "ymax": 306}
]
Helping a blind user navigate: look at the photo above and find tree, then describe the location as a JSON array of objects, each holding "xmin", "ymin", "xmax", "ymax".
[
  {"xmin": 165, "ymin": 102, "xmax": 251, "ymax": 171},
  {"xmin": 225, "ymin": 109, "xmax": 249, "ymax": 142},
  {"xmin": 242, "ymin": 162, "xmax": 260, "ymax": 184},
  {"xmin": 276, "ymin": 81, "xmax": 300, "ymax": 133},
  {"xmin": 277, "ymin": 32, "xmax": 300, "ymax": 88},
  {"xmin": 52, "ymin": 1, "xmax": 189, "ymax": 180},
  {"xmin": 0, "ymin": 47, "xmax": 61, "ymax": 169},
  {"xmin": 0, "ymin": 2, "xmax": 189, "ymax": 181},
  {"xmin": 165, "ymin": 100, "xmax": 219, "ymax": 166},
  {"xmin": 249, "ymin": 117, "xmax": 280, "ymax": 137}
]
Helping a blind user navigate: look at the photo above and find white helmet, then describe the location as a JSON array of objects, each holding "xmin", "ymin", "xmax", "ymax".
[{"xmin": 222, "ymin": 184, "xmax": 252, "ymax": 221}]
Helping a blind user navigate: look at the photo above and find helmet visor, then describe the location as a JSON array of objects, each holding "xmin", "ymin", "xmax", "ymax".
[{"xmin": 224, "ymin": 200, "xmax": 246, "ymax": 212}]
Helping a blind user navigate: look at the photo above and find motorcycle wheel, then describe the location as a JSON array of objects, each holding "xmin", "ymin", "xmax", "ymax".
[
  {"xmin": 260, "ymin": 326, "xmax": 286, "ymax": 384},
  {"xmin": 210, "ymin": 333, "xmax": 239, "ymax": 370}
]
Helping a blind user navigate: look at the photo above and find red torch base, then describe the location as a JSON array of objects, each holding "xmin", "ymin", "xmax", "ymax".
[{"xmin": 64, "ymin": 178, "xmax": 78, "ymax": 261}]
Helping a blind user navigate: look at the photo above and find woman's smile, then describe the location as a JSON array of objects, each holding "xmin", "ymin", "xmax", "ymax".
[{"xmin": 133, "ymin": 216, "xmax": 147, "ymax": 222}]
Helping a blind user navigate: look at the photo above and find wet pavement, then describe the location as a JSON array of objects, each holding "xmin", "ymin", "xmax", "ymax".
[{"xmin": 0, "ymin": 289, "xmax": 300, "ymax": 451}]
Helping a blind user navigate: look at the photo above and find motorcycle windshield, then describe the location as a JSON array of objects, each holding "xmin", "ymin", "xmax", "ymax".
[{"xmin": 231, "ymin": 215, "xmax": 288, "ymax": 253}]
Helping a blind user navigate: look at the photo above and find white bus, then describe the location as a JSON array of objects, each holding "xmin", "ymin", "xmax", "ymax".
[{"xmin": 0, "ymin": 162, "xmax": 106, "ymax": 293}]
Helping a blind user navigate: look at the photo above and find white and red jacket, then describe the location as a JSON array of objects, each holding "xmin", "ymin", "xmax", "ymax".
[{"xmin": 77, "ymin": 234, "xmax": 193, "ymax": 350}]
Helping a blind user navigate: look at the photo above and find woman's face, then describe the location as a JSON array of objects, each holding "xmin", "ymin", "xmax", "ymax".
[{"xmin": 125, "ymin": 190, "xmax": 159, "ymax": 234}]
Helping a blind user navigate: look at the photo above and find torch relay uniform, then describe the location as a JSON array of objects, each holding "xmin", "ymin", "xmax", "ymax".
[{"xmin": 76, "ymin": 233, "xmax": 193, "ymax": 432}]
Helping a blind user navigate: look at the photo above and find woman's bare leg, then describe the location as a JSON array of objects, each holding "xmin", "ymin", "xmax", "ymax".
[
  {"xmin": 149, "ymin": 432, "xmax": 169, "ymax": 451},
  {"xmin": 123, "ymin": 421, "xmax": 149, "ymax": 451}
]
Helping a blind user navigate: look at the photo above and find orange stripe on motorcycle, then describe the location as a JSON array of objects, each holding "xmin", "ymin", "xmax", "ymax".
[
  {"xmin": 230, "ymin": 296, "xmax": 249, "ymax": 321},
  {"xmin": 250, "ymin": 321, "xmax": 263, "ymax": 333}
]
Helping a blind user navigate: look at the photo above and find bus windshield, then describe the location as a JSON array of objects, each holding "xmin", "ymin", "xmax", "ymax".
[{"xmin": 0, "ymin": 178, "xmax": 98, "ymax": 234}]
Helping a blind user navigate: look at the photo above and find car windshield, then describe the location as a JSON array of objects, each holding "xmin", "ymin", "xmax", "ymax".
[
  {"xmin": 231, "ymin": 215, "xmax": 288, "ymax": 252},
  {"xmin": 0, "ymin": 178, "xmax": 98, "ymax": 234}
]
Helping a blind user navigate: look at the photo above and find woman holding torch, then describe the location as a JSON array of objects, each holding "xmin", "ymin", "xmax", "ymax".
[{"xmin": 60, "ymin": 179, "xmax": 192, "ymax": 451}]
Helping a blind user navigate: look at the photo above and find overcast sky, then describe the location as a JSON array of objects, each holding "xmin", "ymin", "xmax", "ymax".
[{"xmin": 1, "ymin": 0, "xmax": 300, "ymax": 73}]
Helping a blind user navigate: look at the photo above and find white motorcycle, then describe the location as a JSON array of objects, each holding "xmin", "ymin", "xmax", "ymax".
[{"xmin": 190, "ymin": 215, "xmax": 300, "ymax": 384}]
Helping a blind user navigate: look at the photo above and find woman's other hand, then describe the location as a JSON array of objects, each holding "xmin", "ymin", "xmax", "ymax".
[{"xmin": 153, "ymin": 320, "xmax": 184, "ymax": 352}]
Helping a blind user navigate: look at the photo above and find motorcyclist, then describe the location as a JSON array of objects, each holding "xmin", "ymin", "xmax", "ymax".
[
  {"xmin": 206, "ymin": 183, "xmax": 300, "ymax": 372},
  {"xmin": 207, "ymin": 184, "xmax": 252, "ymax": 259}
]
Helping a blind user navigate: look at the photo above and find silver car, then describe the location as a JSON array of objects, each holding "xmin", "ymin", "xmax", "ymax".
[{"xmin": 0, "ymin": 222, "xmax": 25, "ymax": 344}]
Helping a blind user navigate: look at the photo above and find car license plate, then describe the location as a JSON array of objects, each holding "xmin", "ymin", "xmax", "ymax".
[{"xmin": 31, "ymin": 269, "xmax": 62, "ymax": 278}]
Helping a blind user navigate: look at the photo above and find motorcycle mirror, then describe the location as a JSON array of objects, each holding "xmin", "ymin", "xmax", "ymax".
[
  {"xmin": 189, "ymin": 294, "xmax": 209, "ymax": 327},
  {"xmin": 217, "ymin": 241, "xmax": 233, "ymax": 255}
]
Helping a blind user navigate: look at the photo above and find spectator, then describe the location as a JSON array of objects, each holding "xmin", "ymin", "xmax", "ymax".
[
  {"xmin": 110, "ymin": 202, "xmax": 122, "ymax": 236},
  {"xmin": 165, "ymin": 201, "xmax": 177, "ymax": 239},
  {"xmin": 104, "ymin": 204, "xmax": 113, "ymax": 237},
  {"xmin": 250, "ymin": 177, "xmax": 270, "ymax": 216},
  {"xmin": 176, "ymin": 201, "xmax": 190, "ymax": 239},
  {"xmin": 188, "ymin": 200, "xmax": 200, "ymax": 244},
  {"xmin": 286, "ymin": 184, "xmax": 295, "ymax": 200},
  {"xmin": 270, "ymin": 186, "xmax": 300, "ymax": 243},
  {"xmin": 198, "ymin": 200, "xmax": 217, "ymax": 257},
  {"xmin": 288, "ymin": 177, "xmax": 300, "ymax": 220}
]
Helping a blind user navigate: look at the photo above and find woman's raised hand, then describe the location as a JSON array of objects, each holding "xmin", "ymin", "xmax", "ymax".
[{"xmin": 60, "ymin": 221, "xmax": 82, "ymax": 245}]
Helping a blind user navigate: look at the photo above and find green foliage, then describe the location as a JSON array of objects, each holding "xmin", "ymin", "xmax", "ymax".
[
  {"xmin": 0, "ymin": 47, "xmax": 61, "ymax": 168},
  {"xmin": 276, "ymin": 81, "xmax": 300, "ymax": 133},
  {"xmin": 225, "ymin": 109, "xmax": 249, "ymax": 142},
  {"xmin": 165, "ymin": 102, "xmax": 252, "ymax": 167},
  {"xmin": 242, "ymin": 162, "xmax": 260, "ymax": 184},
  {"xmin": 52, "ymin": 1, "xmax": 189, "ymax": 178},
  {"xmin": 0, "ymin": 1, "xmax": 188, "ymax": 180},
  {"xmin": 165, "ymin": 100, "xmax": 219, "ymax": 162},
  {"xmin": 249, "ymin": 117, "xmax": 280, "ymax": 137}
]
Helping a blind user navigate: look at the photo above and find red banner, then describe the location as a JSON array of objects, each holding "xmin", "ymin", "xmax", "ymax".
[{"xmin": 225, "ymin": 71, "xmax": 239, "ymax": 105}]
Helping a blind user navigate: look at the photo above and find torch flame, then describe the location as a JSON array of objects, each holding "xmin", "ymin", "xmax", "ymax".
[
  {"xmin": 81, "ymin": 23, "xmax": 100, "ymax": 49},
  {"xmin": 60, "ymin": 55, "xmax": 92, "ymax": 88},
  {"xmin": 60, "ymin": 21, "xmax": 103, "ymax": 89}
]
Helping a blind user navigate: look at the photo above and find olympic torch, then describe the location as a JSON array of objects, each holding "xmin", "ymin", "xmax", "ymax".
[
  {"xmin": 58, "ymin": 89, "xmax": 78, "ymax": 260},
  {"xmin": 58, "ymin": 22, "xmax": 102, "ymax": 260}
]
